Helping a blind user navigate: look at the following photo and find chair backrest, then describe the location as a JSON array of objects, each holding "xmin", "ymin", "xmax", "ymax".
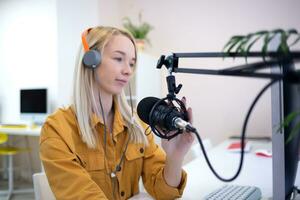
[
  {"xmin": 32, "ymin": 172, "xmax": 55, "ymax": 200},
  {"xmin": 0, "ymin": 132, "xmax": 8, "ymax": 145}
]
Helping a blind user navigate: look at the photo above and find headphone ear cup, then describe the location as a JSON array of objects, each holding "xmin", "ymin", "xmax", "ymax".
[{"xmin": 82, "ymin": 50, "xmax": 101, "ymax": 69}]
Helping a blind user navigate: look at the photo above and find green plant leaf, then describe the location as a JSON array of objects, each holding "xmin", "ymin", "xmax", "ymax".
[
  {"xmin": 223, "ymin": 36, "xmax": 244, "ymax": 59},
  {"xmin": 222, "ymin": 28, "xmax": 300, "ymax": 62},
  {"xmin": 228, "ymin": 37, "xmax": 244, "ymax": 51},
  {"xmin": 255, "ymin": 30, "xmax": 268, "ymax": 35},
  {"xmin": 226, "ymin": 41, "xmax": 241, "ymax": 57},
  {"xmin": 235, "ymin": 37, "xmax": 250, "ymax": 61},
  {"xmin": 262, "ymin": 32, "xmax": 280, "ymax": 61},
  {"xmin": 236, "ymin": 34, "xmax": 252, "ymax": 52},
  {"xmin": 261, "ymin": 41, "xmax": 268, "ymax": 61},
  {"xmin": 261, "ymin": 33, "xmax": 271, "ymax": 61},
  {"xmin": 277, "ymin": 31, "xmax": 290, "ymax": 55},
  {"xmin": 287, "ymin": 28, "xmax": 298, "ymax": 36},
  {"xmin": 286, "ymin": 121, "xmax": 300, "ymax": 144},
  {"xmin": 277, "ymin": 111, "xmax": 300, "ymax": 133},
  {"xmin": 223, "ymin": 36, "xmax": 243, "ymax": 52},
  {"xmin": 290, "ymin": 34, "xmax": 300, "ymax": 47},
  {"xmin": 270, "ymin": 29, "xmax": 290, "ymax": 55},
  {"xmin": 246, "ymin": 33, "xmax": 264, "ymax": 53},
  {"xmin": 271, "ymin": 28, "xmax": 284, "ymax": 34},
  {"xmin": 245, "ymin": 32, "xmax": 266, "ymax": 62},
  {"xmin": 122, "ymin": 16, "xmax": 153, "ymax": 41}
]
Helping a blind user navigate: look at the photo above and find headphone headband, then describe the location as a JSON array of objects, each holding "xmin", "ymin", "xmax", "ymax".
[
  {"xmin": 81, "ymin": 27, "xmax": 101, "ymax": 69},
  {"xmin": 81, "ymin": 28, "xmax": 92, "ymax": 52}
]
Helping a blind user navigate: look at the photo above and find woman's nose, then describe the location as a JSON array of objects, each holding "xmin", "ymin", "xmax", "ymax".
[{"xmin": 122, "ymin": 63, "xmax": 133, "ymax": 75}]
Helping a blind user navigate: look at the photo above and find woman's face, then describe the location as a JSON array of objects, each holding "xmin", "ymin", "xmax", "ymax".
[{"xmin": 96, "ymin": 34, "xmax": 136, "ymax": 95}]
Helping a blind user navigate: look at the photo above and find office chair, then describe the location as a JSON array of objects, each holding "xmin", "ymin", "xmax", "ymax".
[
  {"xmin": 0, "ymin": 132, "xmax": 33, "ymax": 200},
  {"xmin": 32, "ymin": 172, "xmax": 55, "ymax": 200}
]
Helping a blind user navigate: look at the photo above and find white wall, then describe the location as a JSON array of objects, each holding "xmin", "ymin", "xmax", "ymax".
[
  {"xmin": 0, "ymin": 0, "xmax": 124, "ymax": 120},
  {"xmin": 121, "ymin": 0, "xmax": 300, "ymax": 56},
  {"xmin": 120, "ymin": 0, "xmax": 300, "ymax": 144},
  {"xmin": 56, "ymin": 0, "xmax": 122, "ymax": 107},
  {"xmin": 56, "ymin": 0, "xmax": 100, "ymax": 107},
  {"xmin": 1, "ymin": 0, "xmax": 299, "ymax": 146},
  {"xmin": 0, "ymin": 0, "xmax": 57, "ymax": 123},
  {"xmin": 0, "ymin": 0, "xmax": 58, "ymax": 178}
]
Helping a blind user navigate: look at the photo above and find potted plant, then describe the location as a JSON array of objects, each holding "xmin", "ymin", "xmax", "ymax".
[
  {"xmin": 223, "ymin": 29, "xmax": 300, "ymax": 143},
  {"xmin": 223, "ymin": 29, "xmax": 300, "ymax": 60},
  {"xmin": 122, "ymin": 13, "xmax": 153, "ymax": 51}
]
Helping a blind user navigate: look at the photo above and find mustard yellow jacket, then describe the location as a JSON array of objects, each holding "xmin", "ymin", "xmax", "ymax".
[{"xmin": 40, "ymin": 104, "xmax": 187, "ymax": 200}]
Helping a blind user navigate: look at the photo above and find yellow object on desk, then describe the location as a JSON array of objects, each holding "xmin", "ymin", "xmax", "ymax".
[{"xmin": 0, "ymin": 124, "xmax": 28, "ymax": 129}]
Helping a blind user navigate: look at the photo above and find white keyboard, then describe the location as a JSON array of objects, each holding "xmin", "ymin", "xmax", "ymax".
[{"xmin": 205, "ymin": 185, "xmax": 262, "ymax": 200}]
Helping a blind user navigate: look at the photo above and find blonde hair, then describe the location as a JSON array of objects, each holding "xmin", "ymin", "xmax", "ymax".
[{"xmin": 72, "ymin": 26, "xmax": 148, "ymax": 149}]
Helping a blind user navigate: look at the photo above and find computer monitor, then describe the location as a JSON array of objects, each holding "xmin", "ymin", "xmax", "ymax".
[
  {"xmin": 271, "ymin": 61, "xmax": 300, "ymax": 199},
  {"xmin": 20, "ymin": 88, "xmax": 48, "ymax": 125}
]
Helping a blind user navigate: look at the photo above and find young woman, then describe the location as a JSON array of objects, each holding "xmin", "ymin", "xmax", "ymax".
[{"xmin": 40, "ymin": 26, "xmax": 194, "ymax": 200}]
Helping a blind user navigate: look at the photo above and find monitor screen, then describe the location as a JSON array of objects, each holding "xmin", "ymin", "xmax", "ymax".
[{"xmin": 20, "ymin": 89, "xmax": 47, "ymax": 114}]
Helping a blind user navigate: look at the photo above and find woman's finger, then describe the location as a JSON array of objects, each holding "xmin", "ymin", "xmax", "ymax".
[
  {"xmin": 187, "ymin": 107, "xmax": 193, "ymax": 124},
  {"xmin": 181, "ymin": 96, "xmax": 186, "ymax": 106},
  {"xmin": 185, "ymin": 132, "xmax": 195, "ymax": 143},
  {"xmin": 156, "ymin": 126, "xmax": 177, "ymax": 137}
]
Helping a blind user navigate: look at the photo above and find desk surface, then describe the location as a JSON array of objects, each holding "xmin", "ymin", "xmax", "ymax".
[
  {"xmin": 108, "ymin": 139, "xmax": 300, "ymax": 200},
  {"xmin": 0, "ymin": 125, "xmax": 41, "ymax": 136},
  {"xmin": 182, "ymin": 139, "xmax": 300, "ymax": 199}
]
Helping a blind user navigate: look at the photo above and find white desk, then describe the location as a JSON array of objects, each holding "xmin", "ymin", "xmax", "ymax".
[
  {"xmin": 0, "ymin": 126, "xmax": 41, "ymax": 136},
  {"xmin": 125, "ymin": 139, "xmax": 300, "ymax": 199},
  {"xmin": 131, "ymin": 140, "xmax": 270, "ymax": 200},
  {"xmin": 182, "ymin": 139, "xmax": 300, "ymax": 199},
  {"xmin": 0, "ymin": 125, "xmax": 43, "ymax": 177}
]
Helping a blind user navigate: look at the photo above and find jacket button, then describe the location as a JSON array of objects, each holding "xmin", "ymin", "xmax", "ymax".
[
  {"xmin": 120, "ymin": 191, "xmax": 125, "ymax": 196},
  {"xmin": 139, "ymin": 148, "xmax": 144, "ymax": 153},
  {"xmin": 116, "ymin": 165, "xmax": 121, "ymax": 172}
]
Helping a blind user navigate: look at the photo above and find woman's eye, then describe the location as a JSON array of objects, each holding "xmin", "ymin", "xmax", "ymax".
[
  {"xmin": 114, "ymin": 57, "xmax": 122, "ymax": 62},
  {"xmin": 129, "ymin": 63, "xmax": 135, "ymax": 68}
]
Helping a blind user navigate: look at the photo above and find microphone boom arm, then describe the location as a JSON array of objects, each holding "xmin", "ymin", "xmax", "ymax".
[
  {"xmin": 156, "ymin": 51, "xmax": 300, "ymax": 82},
  {"xmin": 153, "ymin": 51, "xmax": 300, "ymax": 182}
]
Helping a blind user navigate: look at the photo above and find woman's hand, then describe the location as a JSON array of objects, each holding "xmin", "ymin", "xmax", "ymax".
[
  {"xmin": 161, "ymin": 97, "xmax": 195, "ymax": 163},
  {"xmin": 161, "ymin": 97, "xmax": 195, "ymax": 187}
]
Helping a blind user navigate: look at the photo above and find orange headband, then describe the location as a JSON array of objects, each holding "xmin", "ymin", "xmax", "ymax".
[{"xmin": 81, "ymin": 28, "xmax": 92, "ymax": 52}]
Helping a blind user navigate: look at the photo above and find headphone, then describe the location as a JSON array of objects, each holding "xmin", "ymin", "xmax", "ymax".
[{"xmin": 81, "ymin": 28, "xmax": 102, "ymax": 69}]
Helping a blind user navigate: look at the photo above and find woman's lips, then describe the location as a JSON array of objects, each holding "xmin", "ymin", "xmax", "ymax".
[{"xmin": 116, "ymin": 79, "xmax": 128, "ymax": 85}]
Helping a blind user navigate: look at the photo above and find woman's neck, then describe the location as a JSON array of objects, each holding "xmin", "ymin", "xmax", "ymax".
[
  {"xmin": 98, "ymin": 91, "xmax": 115, "ymax": 133},
  {"xmin": 98, "ymin": 91, "xmax": 114, "ymax": 120}
]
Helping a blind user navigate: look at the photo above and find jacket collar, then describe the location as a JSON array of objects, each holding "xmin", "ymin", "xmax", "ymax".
[{"xmin": 91, "ymin": 97, "xmax": 126, "ymax": 136}]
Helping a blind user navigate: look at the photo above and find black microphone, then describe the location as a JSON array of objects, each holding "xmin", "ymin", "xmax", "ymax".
[{"xmin": 137, "ymin": 97, "xmax": 195, "ymax": 134}]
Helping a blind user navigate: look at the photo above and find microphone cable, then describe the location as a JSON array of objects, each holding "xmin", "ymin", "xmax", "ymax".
[{"xmin": 188, "ymin": 78, "xmax": 280, "ymax": 182}]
